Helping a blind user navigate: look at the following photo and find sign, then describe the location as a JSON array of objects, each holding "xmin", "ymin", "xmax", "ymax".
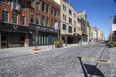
[
  {"xmin": 112, "ymin": 24, "xmax": 116, "ymax": 31},
  {"xmin": 29, "ymin": 23, "xmax": 58, "ymax": 33}
]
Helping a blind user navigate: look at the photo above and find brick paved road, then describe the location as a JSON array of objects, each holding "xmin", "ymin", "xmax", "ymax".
[{"xmin": 0, "ymin": 43, "xmax": 114, "ymax": 77}]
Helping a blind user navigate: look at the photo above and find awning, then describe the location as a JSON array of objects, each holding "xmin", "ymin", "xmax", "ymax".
[{"xmin": 0, "ymin": 23, "xmax": 30, "ymax": 33}]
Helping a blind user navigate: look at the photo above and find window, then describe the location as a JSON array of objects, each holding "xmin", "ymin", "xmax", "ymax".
[
  {"xmin": 74, "ymin": 13, "xmax": 76, "ymax": 18},
  {"xmin": 12, "ymin": 14, "xmax": 17, "ymax": 23},
  {"xmin": 68, "ymin": 26, "xmax": 72, "ymax": 33},
  {"xmin": 2, "ymin": 11, "xmax": 8, "ymax": 22},
  {"xmin": 74, "ymin": 28, "xmax": 76, "ymax": 32},
  {"xmin": 21, "ymin": 0, "xmax": 26, "ymax": 9},
  {"xmin": 42, "ymin": 2, "xmax": 45, "ymax": 12},
  {"xmin": 36, "ymin": 0, "xmax": 40, "ymax": 10},
  {"xmin": 69, "ymin": 9, "xmax": 72, "ymax": 15},
  {"xmin": 69, "ymin": 18, "xmax": 72, "ymax": 24},
  {"xmin": 21, "ymin": 16, "xmax": 25, "ymax": 25},
  {"xmin": 46, "ymin": 17, "xmax": 49, "ymax": 26},
  {"xmin": 31, "ymin": 0, "xmax": 34, "ymax": 8},
  {"xmin": 2, "ymin": 0, "xmax": 8, "ymax": 3},
  {"xmin": 13, "ymin": 0, "xmax": 18, "ymax": 9},
  {"xmin": 46, "ymin": 4, "xmax": 49, "ymax": 13},
  {"xmin": 63, "ymin": 24, "xmax": 66, "ymax": 30},
  {"xmin": 63, "ymin": 14, "xmax": 66, "ymax": 21},
  {"xmin": 54, "ymin": 9, "xmax": 57, "ymax": 16},
  {"xmin": 30, "ymin": 12, "xmax": 34, "ymax": 23},
  {"xmin": 52, "ymin": 7, "xmax": 54, "ymax": 16},
  {"xmin": 42, "ymin": 16, "xmax": 45, "ymax": 25},
  {"xmin": 36, "ymin": 14, "xmax": 40, "ymax": 24},
  {"xmin": 74, "ymin": 20, "xmax": 76, "ymax": 25},
  {"xmin": 51, "ymin": 19, "xmax": 54, "ymax": 27},
  {"xmin": 63, "ymin": 5, "xmax": 66, "ymax": 11}
]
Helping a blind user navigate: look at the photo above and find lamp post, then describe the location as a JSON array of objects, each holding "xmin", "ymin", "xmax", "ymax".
[{"xmin": 110, "ymin": 16, "xmax": 113, "ymax": 41}]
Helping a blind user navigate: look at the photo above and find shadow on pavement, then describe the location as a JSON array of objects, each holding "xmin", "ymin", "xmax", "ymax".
[{"xmin": 77, "ymin": 57, "xmax": 105, "ymax": 77}]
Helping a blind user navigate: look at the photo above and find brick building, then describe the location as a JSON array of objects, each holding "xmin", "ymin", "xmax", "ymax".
[{"xmin": 0, "ymin": 0, "xmax": 60, "ymax": 49}]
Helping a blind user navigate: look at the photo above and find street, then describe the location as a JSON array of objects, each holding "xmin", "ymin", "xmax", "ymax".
[{"xmin": 0, "ymin": 43, "xmax": 115, "ymax": 77}]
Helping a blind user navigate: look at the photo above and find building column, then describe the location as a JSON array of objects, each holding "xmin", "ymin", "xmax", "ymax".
[{"xmin": 25, "ymin": 34, "xmax": 29, "ymax": 47}]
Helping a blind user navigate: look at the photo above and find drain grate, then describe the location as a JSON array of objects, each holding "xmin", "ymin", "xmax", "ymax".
[
  {"xmin": 97, "ymin": 59, "xmax": 110, "ymax": 63},
  {"xmin": 82, "ymin": 57, "xmax": 94, "ymax": 61}
]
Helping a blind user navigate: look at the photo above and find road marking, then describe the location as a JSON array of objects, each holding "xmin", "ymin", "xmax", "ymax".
[
  {"xmin": 82, "ymin": 57, "xmax": 94, "ymax": 61},
  {"xmin": 97, "ymin": 59, "xmax": 110, "ymax": 63}
]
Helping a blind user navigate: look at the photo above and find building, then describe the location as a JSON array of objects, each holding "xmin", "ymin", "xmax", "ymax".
[
  {"xmin": 77, "ymin": 11, "xmax": 88, "ymax": 42},
  {"xmin": 90, "ymin": 26, "xmax": 97, "ymax": 41},
  {"xmin": 0, "ymin": 0, "xmax": 60, "ymax": 49},
  {"xmin": 113, "ymin": 15, "xmax": 116, "ymax": 41},
  {"xmin": 87, "ymin": 22, "xmax": 91, "ymax": 42},
  {"xmin": 54, "ymin": 0, "xmax": 78, "ymax": 44}
]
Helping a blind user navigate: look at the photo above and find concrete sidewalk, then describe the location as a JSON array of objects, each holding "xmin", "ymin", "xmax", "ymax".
[{"xmin": 109, "ymin": 47, "xmax": 116, "ymax": 77}]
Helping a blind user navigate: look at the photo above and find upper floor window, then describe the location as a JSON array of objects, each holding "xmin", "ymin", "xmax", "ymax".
[
  {"xmin": 42, "ymin": 15, "xmax": 45, "ymax": 25},
  {"xmin": 36, "ymin": 0, "xmax": 40, "ymax": 10},
  {"xmin": 36, "ymin": 14, "xmax": 40, "ymax": 24},
  {"xmin": 74, "ymin": 20, "xmax": 76, "ymax": 25},
  {"xmin": 63, "ymin": 5, "xmax": 66, "ymax": 11},
  {"xmin": 21, "ymin": 0, "xmax": 26, "ymax": 9},
  {"xmin": 12, "ymin": 14, "xmax": 17, "ymax": 23},
  {"xmin": 46, "ymin": 17, "xmax": 49, "ymax": 26},
  {"xmin": 2, "ymin": 11, "xmax": 8, "ymax": 22},
  {"xmin": 46, "ymin": 4, "xmax": 49, "ymax": 13},
  {"xmin": 2, "ymin": 0, "xmax": 8, "ymax": 3},
  {"xmin": 63, "ymin": 14, "xmax": 66, "ymax": 21},
  {"xmin": 63, "ymin": 24, "xmax": 66, "ymax": 30},
  {"xmin": 13, "ymin": 0, "xmax": 19, "ymax": 9},
  {"xmin": 68, "ymin": 26, "xmax": 72, "ymax": 33},
  {"xmin": 21, "ymin": 16, "xmax": 25, "ymax": 25},
  {"xmin": 42, "ymin": 2, "xmax": 45, "ymax": 12},
  {"xmin": 69, "ymin": 9, "xmax": 72, "ymax": 15},
  {"xmin": 30, "ymin": 12, "xmax": 34, "ymax": 23},
  {"xmin": 74, "ymin": 13, "xmax": 76, "ymax": 18},
  {"xmin": 52, "ymin": 7, "xmax": 58, "ymax": 16},
  {"xmin": 74, "ymin": 28, "xmax": 76, "ymax": 32},
  {"xmin": 69, "ymin": 18, "xmax": 72, "ymax": 24},
  {"xmin": 31, "ymin": 0, "xmax": 34, "ymax": 8}
]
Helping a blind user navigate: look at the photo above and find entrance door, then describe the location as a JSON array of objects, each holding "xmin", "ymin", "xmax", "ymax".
[{"xmin": 1, "ymin": 32, "xmax": 8, "ymax": 49}]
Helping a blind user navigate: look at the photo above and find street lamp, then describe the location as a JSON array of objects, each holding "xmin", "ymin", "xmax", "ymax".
[{"xmin": 109, "ymin": 16, "xmax": 113, "ymax": 41}]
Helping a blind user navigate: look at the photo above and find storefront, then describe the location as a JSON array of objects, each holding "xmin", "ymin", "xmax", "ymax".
[
  {"xmin": 0, "ymin": 23, "xmax": 30, "ymax": 49},
  {"xmin": 29, "ymin": 23, "xmax": 58, "ymax": 46}
]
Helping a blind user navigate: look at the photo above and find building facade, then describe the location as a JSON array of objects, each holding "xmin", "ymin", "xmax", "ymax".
[
  {"xmin": 113, "ymin": 15, "xmax": 116, "ymax": 41},
  {"xmin": 0, "ymin": 0, "xmax": 60, "ymax": 49},
  {"xmin": 77, "ymin": 11, "xmax": 88, "ymax": 42},
  {"xmin": 54, "ymin": 0, "xmax": 78, "ymax": 44}
]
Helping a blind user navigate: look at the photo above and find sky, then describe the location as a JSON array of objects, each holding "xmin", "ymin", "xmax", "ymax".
[{"xmin": 70, "ymin": 0, "xmax": 116, "ymax": 39}]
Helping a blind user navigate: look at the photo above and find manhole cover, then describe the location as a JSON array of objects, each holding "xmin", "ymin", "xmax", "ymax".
[
  {"xmin": 82, "ymin": 57, "xmax": 94, "ymax": 61},
  {"xmin": 98, "ymin": 59, "xmax": 110, "ymax": 63}
]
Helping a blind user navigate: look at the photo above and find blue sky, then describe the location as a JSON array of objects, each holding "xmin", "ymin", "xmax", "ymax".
[{"xmin": 70, "ymin": 0, "xmax": 116, "ymax": 39}]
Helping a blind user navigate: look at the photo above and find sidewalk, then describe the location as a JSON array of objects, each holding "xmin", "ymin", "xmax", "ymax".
[
  {"xmin": 0, "ymin": 44, "xmax": 81, "ymax": 60},
  {"xmin": 109, "ymin": 47, "xmax": 116, "ymax": 77}
]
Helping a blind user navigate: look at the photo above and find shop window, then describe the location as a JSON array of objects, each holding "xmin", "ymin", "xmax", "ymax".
[{"xmin": 2, "ymin": 11, "xmax": 8, "ymax": 22}]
